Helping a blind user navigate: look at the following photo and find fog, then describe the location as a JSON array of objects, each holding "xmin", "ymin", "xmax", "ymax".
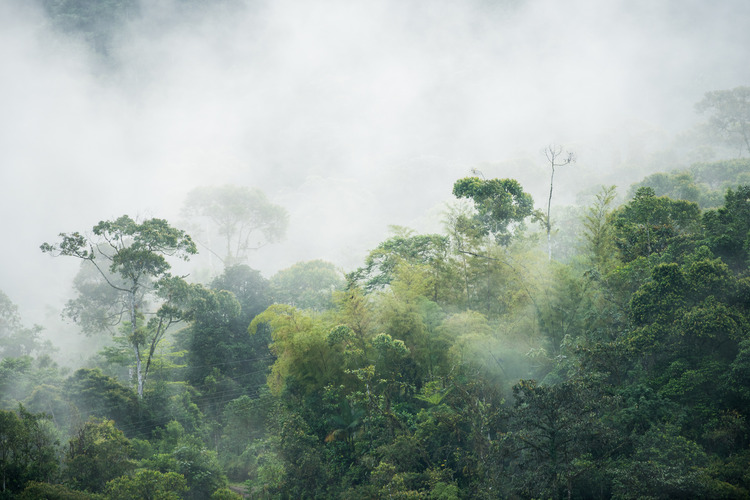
[{"xmin": 1, "ymin": 0, "xmax": 749, "ymax": 344}]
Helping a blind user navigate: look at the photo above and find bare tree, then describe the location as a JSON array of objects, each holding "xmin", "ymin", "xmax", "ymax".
[{"xmin": 543, "ymin": 145, "xmax": 576, "ymax": 261}]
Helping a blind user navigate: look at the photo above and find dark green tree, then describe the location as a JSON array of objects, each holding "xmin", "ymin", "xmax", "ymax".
[
  {"xmin": 64, "ymin": 368, "xmax": 143, "ymax": 437},
  {"xmin": 610, "ymin": 187, "xmax": 701, "ymax": 262},
  {"xmin": 702, "ymin": 185, "xmax": 750, "ymax": 272},
  {"xmin": 104, "ymin": 469, "xmax": 187, "ymax": 500},
  {"xmin": 64, "ymin": 418, "xmax": 134, "ymax": 493},
  {"xmin": 452, "ymin": 176, "xmax": 535, "ymax": 245},
  {"xmin": 179, "ymin": 265, "xmax": 272, "ymax": 404},
  {"xmin": 18, "ymin": 481, "xmax": 92, "ymax": 499},
  {"xmin": 507, "ymin": 380, "xmax": 619, "ymax": 499},
  {"xmin": 0, "ymin": 407, "xmax": 59, "ymax": 495}
]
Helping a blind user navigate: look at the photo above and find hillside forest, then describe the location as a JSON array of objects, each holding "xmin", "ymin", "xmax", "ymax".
[
  {"xmin": 2, "ymin": 129, "xmax": 750, "ymax": 498},
  {"xmin": 3, "ymin": 2, "xmax": 750, "ymax": 497}
]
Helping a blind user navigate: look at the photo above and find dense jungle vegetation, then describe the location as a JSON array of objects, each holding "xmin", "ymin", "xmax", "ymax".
[
  {"xmin": 1, "ymin": 156, "xmax": 749, "ymax": 499},
  {"xmin": 2, "ymin": 1, "xmax": 750, "ymax": 497}
]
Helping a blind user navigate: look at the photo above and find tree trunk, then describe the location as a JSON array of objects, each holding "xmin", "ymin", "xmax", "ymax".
[
  {"xmin": 547, "ymin": 165, "xmax": 555, "ymax": 262},
  {"xmin": 129, "ymin": 291, "xmax": 144, "ymax": 399},
  {"xmin": 134, "ymin": 343, "xmax": 144, "ymax": 398}
]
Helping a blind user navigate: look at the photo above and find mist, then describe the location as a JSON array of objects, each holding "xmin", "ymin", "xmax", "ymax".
[{"xmin": 1, "ymin": 0, "xmax": 749, "ymax": 345}]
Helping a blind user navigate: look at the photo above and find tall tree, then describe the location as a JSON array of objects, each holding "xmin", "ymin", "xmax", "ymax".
[
  {"xmin": 182, "ymin": 185, "xmax": 288, "ymax": 268},
  {"xmin": 542, "ymin": 145, "xmax": 575, "ymax": 261},
  {"xmin": 41, "ymin": 215, "xmax": 197, "ymax": 398},
  {"xmin": 452, "ymin": 176, "xmax": 535, "ymax": 246}
]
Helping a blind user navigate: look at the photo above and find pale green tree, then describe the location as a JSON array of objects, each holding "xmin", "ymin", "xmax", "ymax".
[
  {"xmin": 695, "ymin": 86, "xmax": 750, "ymax": 156},
  {"xmin": 41, "ymin": 215, "xmax": 197, "ymax": 398},
  {"xmin": 182, "ymin": 185, "xmax": 288, "ymax": 267}
]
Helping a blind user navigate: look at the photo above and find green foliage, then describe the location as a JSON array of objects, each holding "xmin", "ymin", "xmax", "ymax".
[
  {"xmin": 690, "ymin": 158, "xmax": 750, "ymax": 189},
  {"xmin": 210, "ymin": 487, "xmax": 244, "ymax": 499},
  {"xmin": 702, "ymin": 185, "xmax": 750, "ymax": 272},
  {"xmin": 349, "ymin": 229, "xmax": 454, "ymax": 300},
  {"xmin": 179, "ymin": 265, "xmax": 273, "ymax": 404},
  {"xmin": 629, "ymin": 160, "xmax": 750, "ymax": 211},
  {"xmin": 142, "ymin": 432, "xmax": 227, "ymax": 500},
  {"xmin": 19, "ymin": 174, "xmax": 750, "ymax": 498},
  {"xmin": 0, "ymin": 406, "xmax": 60, "ymax": 495},
  {"xmin": 64, "ymin": 419, "xmax": 134, "ymax": 493},
  {"xmin": 452, "ymin": 176, "xmax": 535, "ymax": 245},
  {"xmin": 610, "ymin": 425, "xmax": 712, "ymax": 499},
  {"xmin": 18, "ymin": 481, "xmax": 95, "ymax": 499},
  {"xmin": 249, "ymin": 305, "xmax": 345, "ymax": 396},
  {"xmin": 64, "ymin": 368, "xmax": 143, "ymax": 437},
  {"xmin": 42, "ymin": 215, "xmax": 197, "ymax": 399},
  {"xmin": 270, "ymin": 259, "xmax": 344, "ymax": 311},
  {"xmin": 611, "ymin": 187, "xmax": 701, "ymax": 262},
  {"xmin": 630, "ymin": 171, "xmax": 705, "ymax": 205},
  {"xmin": 104, "ymin": 469, "xmax": 187, "ymax": 500},
  {"xmin": 507, "ymin": 379, "xmax": 620, "ymax": 499}
]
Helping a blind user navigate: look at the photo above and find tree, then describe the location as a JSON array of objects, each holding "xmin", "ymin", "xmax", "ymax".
[
  {"xmin": 452, "ymin": 177, "xmax": 535, "ymax": 246},
  {"xmin": 349, "ymin": 227, "xmax": 464, "ymax": 311},
  {"xmin": 581, "ymin": 185, "xmax": 618, "ymax": 273},
  {"xmin": 104, "ymin": 470, "xmax": 187, "ymax": 500},
  {"xmin": 0, "ymin": 290, "xmax": 48, "ymax": 358},
  {"xmin": 702, "ymin": 185, "xmax": 750, "ymax": 272},
  {"xmin": 542, "ymin": 145, "xmax": 575, "ymax": 261},
  {"xmin": 508, "ymin": 380, "xmax": 618, "ymax": 499},
  {"xmin": 0, "ymin": 407, "xmax": 59, "ymax": 495},
  {"xmin": 186, "ymin": 265, "xmax": 273, "ymax": 395},
  {"xmin": 64, "ymin": 368, "xmax": 142, "ymax": 437},
  {"xmin": 18, "ymin": 481, "xmax": 92, "ymax": 499},
  {"xmin": 695, "ymin": 86, "xmax": 750, "ymax": 156},
  {"xmin": 41, "ymin": 215, "xmax": 197, "ymax": 398},
  {"xmin": 248, "ymin": 305, "xmax": 339, "ymax": 395},
  {"xmin": 64, "ymin": 418, "xmax": 134, "ymax": 493},
  {"xmin": 182, "ymin": 185, "xmax": 288, "ymax": 268},
  {"xmin": 270, "ymin": 260, "xmax": 344, "ymax": 311},
  {"xmin": 610, "ymin": 188, "xmax": 701, "ymax": 262}
]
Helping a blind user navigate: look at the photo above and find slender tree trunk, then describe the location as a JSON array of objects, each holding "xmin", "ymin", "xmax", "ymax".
[
  {"xmin": 134, "ymin": 344, "xmax": 143, "ymax": 398},
  {"xmin": 129, "ymin": 291, "xmax": 144, "ymax": 399},
  {"xmin": 547, "ymin": 165, "xmax": 555, "ymax": 262}
]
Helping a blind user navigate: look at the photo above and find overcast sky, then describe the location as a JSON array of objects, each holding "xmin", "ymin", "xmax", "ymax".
[{"xmin": 2, "ymin": 0, "xmax": 749, "ymax": 327}]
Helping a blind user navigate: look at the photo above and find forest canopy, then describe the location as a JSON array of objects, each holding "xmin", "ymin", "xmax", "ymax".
[{"xmin": 1, "ymin": 152, "xmax": 747, "ymax": 498}]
